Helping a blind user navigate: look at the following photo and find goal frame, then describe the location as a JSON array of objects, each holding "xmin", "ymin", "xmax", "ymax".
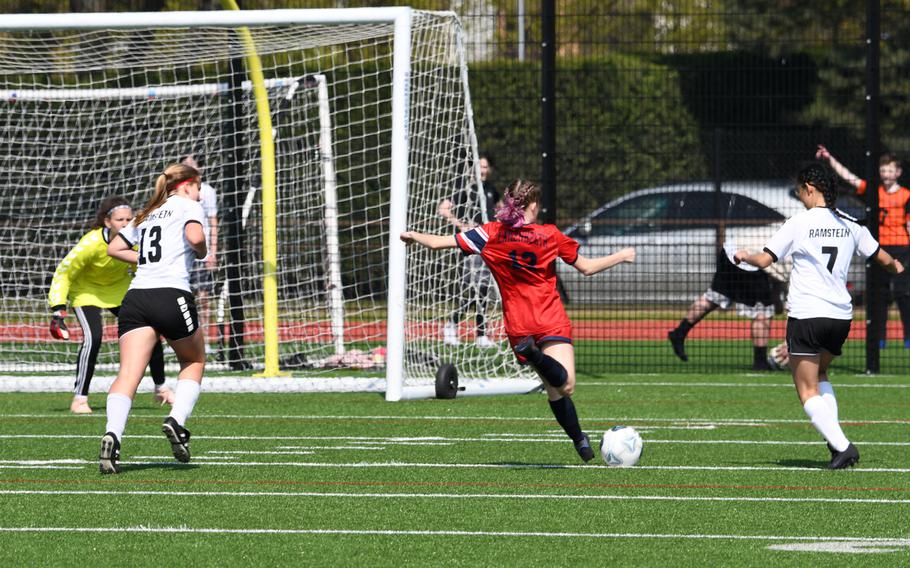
[{"xmin": 0, "ymin": 8, "xmax": 541, "ymax": 401}]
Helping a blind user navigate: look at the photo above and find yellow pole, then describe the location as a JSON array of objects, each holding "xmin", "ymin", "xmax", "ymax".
[{"xmin": 220, "ymin": 0, "xmax": 284, "ymax": 376}]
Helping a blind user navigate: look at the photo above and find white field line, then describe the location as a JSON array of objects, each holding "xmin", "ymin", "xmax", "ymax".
[
  {"xmin": 2, "ymin": 413, "xmax": 909, "ymax": 425},
  {"xmin": 3, "ymin": 434, "xmax": 910, "ymax": 447},
  {"xmin": 0, "ymin": 526, "xmax": 908, "ymax": 543},
  {"xmin": 2, "ymin": 489, "xmax": 910, "ymax": 505},
  {"xmin": 576, "ymin": 381, "xmax": 910, "ymax": 389},
  {"xmin": 4, "ymin": 459, "xmax": 910, "ymax": 473}
]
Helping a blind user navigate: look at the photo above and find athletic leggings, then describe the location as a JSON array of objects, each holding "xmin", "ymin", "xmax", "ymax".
[{"xmin": 72, "ymin": 305, "xmax": 165, "ymax": 397}]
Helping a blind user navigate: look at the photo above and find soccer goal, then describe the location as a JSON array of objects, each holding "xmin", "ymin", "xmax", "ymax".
[{"xmin": 0, "ymin": 8, "xmax": 539, "ymax": 400}]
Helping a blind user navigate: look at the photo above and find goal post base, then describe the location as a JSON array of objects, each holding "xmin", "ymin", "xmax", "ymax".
[{"xmin": 395, "ymin": 378, "xmax": 543, "ymax": 401}]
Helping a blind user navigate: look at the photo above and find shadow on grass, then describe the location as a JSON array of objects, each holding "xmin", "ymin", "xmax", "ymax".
[
  {"xmin": 777, "ymin": 458, "xmax": 828, "ymax": 469},
  {"xmin": 119, "ymin": 462, "xmax": 201, "ymax": 473}
]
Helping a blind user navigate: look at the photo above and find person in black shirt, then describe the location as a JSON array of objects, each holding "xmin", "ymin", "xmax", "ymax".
[{"xmin": 437, "ymin": 154, "xmax": 499, "ymax": 348}]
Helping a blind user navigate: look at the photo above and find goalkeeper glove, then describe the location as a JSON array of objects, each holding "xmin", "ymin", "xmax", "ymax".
[{"xmin": 50, "ymin": 307, "xmax": 70, "ymax": 340}]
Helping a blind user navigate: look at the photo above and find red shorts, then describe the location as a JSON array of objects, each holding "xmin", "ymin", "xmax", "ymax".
[{"xmin": 508, "ymin": 324, "xmax": 573, "ymax": 363}]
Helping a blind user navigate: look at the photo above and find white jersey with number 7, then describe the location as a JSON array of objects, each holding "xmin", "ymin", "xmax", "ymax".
[{"xmin": 763, "ymin": 207, "xmax": 879, "ymax": 320}]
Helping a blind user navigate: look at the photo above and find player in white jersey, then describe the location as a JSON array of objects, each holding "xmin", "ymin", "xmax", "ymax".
[
  {"xmin": 98, "ymin": 163, "xmax": 208, "ymax": 474},
  {"xmin": 181, "ymin": 154, "xmax": 218, "ymax": 356},
  {"xmin": 736, "ymin": 163, "xmax": 904, "ymax": 469}
]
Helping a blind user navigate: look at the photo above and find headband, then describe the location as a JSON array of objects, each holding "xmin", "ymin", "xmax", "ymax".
[
  {"xmin": 106, "ymin": 204, "xmax": 131, "ymax": 216},
  {"xmin": 173, "ymin": 178, "xmax": 198, "ymax": 190}
]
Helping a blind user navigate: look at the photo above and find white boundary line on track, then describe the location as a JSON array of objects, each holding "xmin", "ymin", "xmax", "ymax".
[
  {"xmin": 3, "ymin": 489, "xmax": 910, "ymax": 505},
  {"xmin": 0, "ymin": 526, "xmax": 907, "ymax": 543}
]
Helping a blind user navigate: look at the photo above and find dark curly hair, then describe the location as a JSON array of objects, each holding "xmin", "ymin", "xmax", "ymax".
[{"xmin": 797, "ymin": 162, "xmax": 839, "ymax": 209}]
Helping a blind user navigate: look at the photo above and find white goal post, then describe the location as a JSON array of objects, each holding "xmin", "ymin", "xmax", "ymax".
[{"xmin": 0, "ymin": 8, "xmax": 539, "ymax": 400}]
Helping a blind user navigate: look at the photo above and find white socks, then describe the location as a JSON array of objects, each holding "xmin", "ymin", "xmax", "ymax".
[
  {"xmin": 803, "ymin": 395, "xmax": 849, "ymax": 452},
  {"xmin": 169, "ymin": 380, "xmax": 201, "ymax": 426},
  {"xmin": 105, "ymin": 393, "xmax": 132, "ymax": 440},
  {"xmin": 818, "ymin": 380, "xmax": 838, "ymax": 419}
]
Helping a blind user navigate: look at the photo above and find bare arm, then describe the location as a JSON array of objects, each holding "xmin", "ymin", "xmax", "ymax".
[
  {"xmin": 734, "ymin": 249, "xmax": 774, "ymax": 269},
  {"xmin": 400, "ymin": 231, "xmax": 458, "ymax": 250},
  {"xmin": 437, "ymin": 199, "xmax": 473, "ymax": 232},
  {"xmin": 186, "ymin": 222, "xmax": 208, "ymax": 259},
  {"xmin": 875, "ymin": 248, "xmax": 905, "ymax": 274},
  {"xmin": 107, "ymin": 234, "xmax": 139, "ymax": 265},
  {"xmin": 207, "ymin": 215, "xmax": 218, "ymax": 269},
  {"xmin": 571, "ymin": 247, "xmax": 636, "ymax": 276},
  {"xmin": 816, "ymin": 145, "xmax": 862, "ymax": 190}
]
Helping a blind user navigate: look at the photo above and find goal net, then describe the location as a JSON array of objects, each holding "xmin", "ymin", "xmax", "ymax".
[{"xmin": 0, "ymin": 8, "xmax": 538, "ymax": 399}]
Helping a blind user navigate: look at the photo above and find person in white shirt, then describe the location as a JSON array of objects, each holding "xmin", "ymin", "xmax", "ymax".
[
  {"xmin": 99, "ymin": 163, "xmax": 209, "ymax": 474},
  {"xmin": 735, "ymin": 162, "xmax": 903, "ymax": 469},
  {"xmin": 180, "ymin": 154, "xmax": 218, "ymax": 356}
]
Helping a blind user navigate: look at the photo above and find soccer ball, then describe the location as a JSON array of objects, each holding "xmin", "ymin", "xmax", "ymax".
[
  {"xmin": 767, "ymin": 342, "xmax": 790, "ymax": 371},
  {"xmin": 600, "ymin": 426, "xmax": 643, "ymax": 467}
]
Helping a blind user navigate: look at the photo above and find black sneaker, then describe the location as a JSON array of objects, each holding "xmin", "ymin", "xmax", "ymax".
[
  {"xmin": 99, "ymin": 432, "xmax": 121, "ymax": 475},
  {"xmin": 667, "ymin": 330, "xmax": 688, "ymax": 362},
  {"xmin": 514, "ymin": 336, "xmax": 542, "ymax": 365},
  {"xmin": 162, "ymin": 417, "xmax": 191, "ymax": 463},
  {"xmin": 827, "ymin": 443, "xmax": 860, "ymax": 470},
  {"xmin": 574, "ymin": 433, "xmax": 595, "ymax": 463}
]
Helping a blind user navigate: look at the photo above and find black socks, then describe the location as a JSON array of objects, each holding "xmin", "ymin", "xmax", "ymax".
[{"xmin": 549, "ymin": 396, "xmax": 584, "ymax": 443}]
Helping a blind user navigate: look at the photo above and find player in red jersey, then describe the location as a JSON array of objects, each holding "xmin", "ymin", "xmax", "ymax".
[{"xmin": 401, "ymin": 179, "xmax": 635, "ymax": 462}]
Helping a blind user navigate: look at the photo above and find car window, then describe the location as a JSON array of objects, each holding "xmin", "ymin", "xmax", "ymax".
[
  {"xmin": 679, "ymin": 192, "xmax": 733, "ymax": 229},
  {"xmin": 586, "ymin": 193, "xmax": 674, "ymax": 236},
  {"xmin": 727, "ymin": 194, "xmax": 785, "ymax": 226}
]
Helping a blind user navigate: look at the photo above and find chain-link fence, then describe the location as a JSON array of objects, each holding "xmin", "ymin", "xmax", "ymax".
[{"xmin": 3, "ymin": 0, "xmax": 909, "ymax": 376}]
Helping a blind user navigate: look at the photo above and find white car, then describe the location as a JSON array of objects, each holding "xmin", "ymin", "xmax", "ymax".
[{"xmin": 557, "ymin": 181, "xmax": 867, "ymax": 304}]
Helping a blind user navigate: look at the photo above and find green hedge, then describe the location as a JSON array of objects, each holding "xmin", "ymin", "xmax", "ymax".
[{"xmin": 469, "ymin": 54, "xmax": 707, "ymax": 222}]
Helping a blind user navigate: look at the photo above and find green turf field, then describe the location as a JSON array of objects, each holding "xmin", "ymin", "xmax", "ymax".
[{"xmin": 2, "ymin": 372, "xmax": 910, "ymax": 566}]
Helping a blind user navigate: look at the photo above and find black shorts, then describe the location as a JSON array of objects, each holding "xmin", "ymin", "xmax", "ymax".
[
  {"xmin": 786, "ymin": 317, "xmax": 852, "ymax": 357},
  {"xmin": 883, "ymin": 245, "xmax": 910, "ymax": 297},
  {"xmin": 710, "ymin": 251, "xmax": 774, "ymax": 306},
  {"xmin": 118, "ymin": 288, "xmax": 199, "ymax": 341}
]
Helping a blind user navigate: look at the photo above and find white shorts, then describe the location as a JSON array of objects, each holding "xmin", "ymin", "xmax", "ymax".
[{"xmin": 704, "ymin": 288, "xmax": 775, "ymax": 319}]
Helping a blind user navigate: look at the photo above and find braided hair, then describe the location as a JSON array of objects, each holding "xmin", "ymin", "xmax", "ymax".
[
  {"xmin": 796, "ymin": 162, "xmax": 856, "ymax": 222},
  {"xmin": 494, "ymin": 179, "xmax": 541, "ymax": 229}
]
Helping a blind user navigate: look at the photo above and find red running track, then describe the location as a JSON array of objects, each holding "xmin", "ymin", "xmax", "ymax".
[{"xmin": 1, "ymin": 319, "xmax": 898, "ymax": 343}]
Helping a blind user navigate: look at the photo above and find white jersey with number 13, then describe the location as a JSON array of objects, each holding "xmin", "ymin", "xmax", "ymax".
[{"xmin": 118, "ymin": 195, "xmax": 205, "ymax": 293}]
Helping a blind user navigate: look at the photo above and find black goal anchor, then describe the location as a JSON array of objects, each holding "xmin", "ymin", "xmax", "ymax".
[{"xmin": 434, "ymin": 363, "xmax": 461, "ymax": 399}]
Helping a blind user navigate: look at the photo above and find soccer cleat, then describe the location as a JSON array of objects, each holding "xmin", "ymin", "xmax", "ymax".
[
  {"xmin": 99, "ymin": 432, "xmax": 122, "ymax": 474},
  {"xmin": 154, "ymin": 386, "xmax": 176, "ymax": 406},
  {"xmin": 514, "ymin": 336, "xmax": 542, "ymax": 365},
  {"xmin": 475, "ymin": 335, "xmax": 495, "ymax": 349},
  {"xmin": 751, "ymin": 358, "xmax": 772, "ymax": 371},
  {"xmin": 827, "ymin": 443, "xmax": 860, "ymax": 470},
  {"xmin": 443, "ymin": 322, "xmax": 461, "ymax": 346},
  {"xmin": 70, "ymin": 398, "xmax": 92, "ymax": 414},
  {"xmin": 667, "ymin": 330, "xmax": 688, "ymax": 362},
  {"xmin": 574, "ymin": 433, "xmax": 595, "ymax": 463},
  {"xmin": 826, "ymin": 441, "xmax": 837, "ymax": 460},
  {"xmin": 879, "ymin": 340, "xmax": 887, "ymax": 349},
  {"xmin": 162, "ymin": 417, "xmax": 192, "ymax": 463}
]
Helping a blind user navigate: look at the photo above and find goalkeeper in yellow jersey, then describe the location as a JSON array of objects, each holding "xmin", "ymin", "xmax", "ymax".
[{"xmin": 48, "ymin": 196, "xmax": 172, "ymax": 414}]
